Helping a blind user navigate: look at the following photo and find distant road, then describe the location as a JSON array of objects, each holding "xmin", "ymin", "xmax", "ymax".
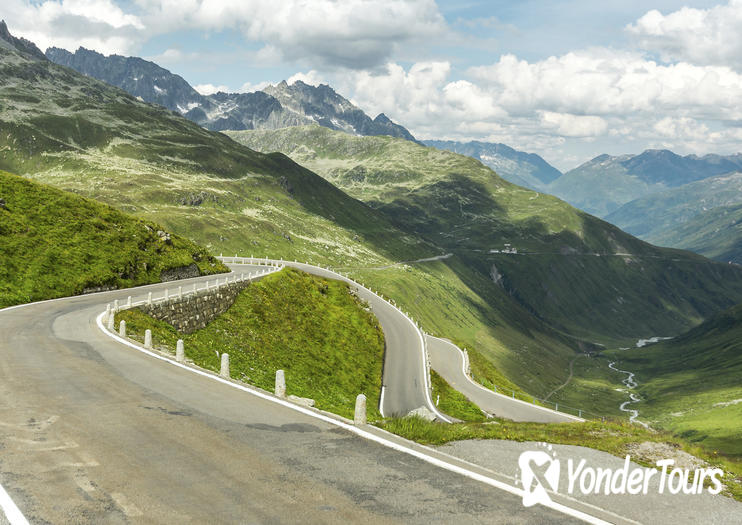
[
  {"xmin": 426, "ymin": 335, "xmax": 582, "ymax": 423},
  {"xmin": 0, "ymin": 270, "xmax": 592, "ymax": 523}
]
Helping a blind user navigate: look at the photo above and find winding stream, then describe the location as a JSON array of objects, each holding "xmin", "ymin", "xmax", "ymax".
[{"xmin": 608, "ymin": 361, "xmax": 649, "ymax": 428}]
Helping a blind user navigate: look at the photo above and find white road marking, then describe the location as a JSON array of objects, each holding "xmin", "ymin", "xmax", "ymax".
[
  {"xmin": 0, "ymin": 482, "xmax": 29, "ymax": 525},
  {"xmin": 97, "ymin": 311, "xmax": 615, "ymax": 525}
]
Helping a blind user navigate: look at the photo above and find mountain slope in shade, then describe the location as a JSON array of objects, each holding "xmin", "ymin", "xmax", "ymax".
[
  {"xmin": 424, "ymin": 140, "xmax": 562, "ymax": 190},
  {"xmin": 606, "ymin": 171, "xmax": 742, "ymax": 240},
  {"xmin": 649, "ymin": 202, "xmax": 742, "ymax": 264},
  {"xmin": 227, "ymin": 125, "xmax": 742, "ymax": 345},
  {"xmin": 44, "ymin": 46, "xmax": 416, "ymax": 141},
  {"xmin": 549, "ymin": 150, "xmax": 742, "ymax": 217}
]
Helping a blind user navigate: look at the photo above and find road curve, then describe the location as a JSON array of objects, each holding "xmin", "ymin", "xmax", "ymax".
[
  {"xmin": 0, "ymin": 271, "xmax": 596, "ymax": 524},
  {"xmin": 222, "ymin": 258, "xmax": 449, "ymax": 421},
  {"xmin": 426, "ymin": 335, "xmax": 582, "ymax": 423}
]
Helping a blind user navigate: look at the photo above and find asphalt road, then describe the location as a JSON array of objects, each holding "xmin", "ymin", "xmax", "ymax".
[
  {"xmin": 224, "ymin": 259, "xmax": 445, "ymax": 420},
  {"xmin": 0, "ymin": 271, "xmax": 587, "ymax": 524},
  {"xmin": 426, "ymin": 335, "xmax": 581, "ymax": 423}
]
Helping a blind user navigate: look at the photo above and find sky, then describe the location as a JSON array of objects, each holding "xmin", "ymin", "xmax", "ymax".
[{"xmin": 4, "ymin": 0, "xmax": 742, "ymax": 170}]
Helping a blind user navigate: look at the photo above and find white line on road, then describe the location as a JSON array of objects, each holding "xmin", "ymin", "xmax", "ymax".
[
  {"xmin": 96, "ymin": 312, "xmax": 612, "ymax": 525},
  {"xmin": 0, "ymin": 481, "xmax": 29, "ymax": 525}
]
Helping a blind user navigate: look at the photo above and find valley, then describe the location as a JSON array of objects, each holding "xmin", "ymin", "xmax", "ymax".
[{"xmin": 2, "ymin": 14, "xmax": 742, "ymax": 521}]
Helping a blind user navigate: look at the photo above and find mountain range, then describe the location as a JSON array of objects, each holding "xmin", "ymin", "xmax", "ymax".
[
  {"xmin": 6, "ymin": 20, "xmax": 742, "ymax": 462},
  {"xmin": 547, "ymin": 149, "xmax": 742, "ymax": 217},
  {"xmin": 423, "ymin": 140, "xmax": 562, "ymax": 190},
  {"xmin": 45, "ymin": 45, "xmax": 416, "ymax": 141}
]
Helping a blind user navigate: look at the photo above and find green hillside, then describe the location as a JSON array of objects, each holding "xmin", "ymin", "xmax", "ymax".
[
  {"xmin": 649, "ymin": 202, "xmax": 742, "ymax": 265},
  {"xmin": 227, "ymin": 126, "xmax": 742, "ymax": 344},
  {"xmin": 0, "ymin": 42, "xmax": 429, "ymax": 268},
  {"xmin": 5, "ymin": 33, "xmax": 742, "ymax": 419},
  {"xmin": 0, "ymin": 170, "xmax": 226, "ymax": 307},
  {"xmin": 116, "ymin": 268, "xmax": 385, "ymax": 420},
  {"xmin": 606, "ymin": 303, "xmax": 742, "ymax": 457}
]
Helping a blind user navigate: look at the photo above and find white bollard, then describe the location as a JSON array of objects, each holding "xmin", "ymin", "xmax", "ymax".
[
  {"xmin": 176, "ymin": 340, "xmax": 185, "ymax": 362},
  {"xmin": 193, "ymin": 283, "xmax": 197, "ymax": 293},
  {"xmin": 275, "ymin": 369, "xmax": 286, "ymax": 398},
  {"xmin": 144, "ymin": 329, "xmax": 152, "ymax": 349},
  {"xmin": 147, "ymin": 292, "xmax": 152, "ymax": 305},
  {"xmin": 354, "ymin": 394, "xmax": 367, "ymax": 425},
  {"xmin": 119, "ymin": 320, "xmax": 126, "ymax": 338},
  {"xmin": 178, "ymin": 286, "xmax": 182, "ymax": 298},
  {"xmin": 126, "ymin": 296, "xmax": 132, "ymax": 308},
  {"xmin": 220, "ymin": 353, "xmax": 230, "ymax": 378},
  {"xmin": 113, "ymin": 299, "xmax": 119, "ymax": 311},
  {"xmin": 164, "ymin": 289, "xmax": 169, "ymax": 300},
  {"xmin": 105, "ymin": 303, "xmax": 111, "ymax": 322},
  {"xmin": 107, "ymin": 311, "xmax": 115, "ymax": 331}
]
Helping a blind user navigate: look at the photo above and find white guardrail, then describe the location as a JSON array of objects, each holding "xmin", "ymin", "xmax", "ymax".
[{"xmin": 217, "ymin": 256, "xmax": 452, "ymax": 423}]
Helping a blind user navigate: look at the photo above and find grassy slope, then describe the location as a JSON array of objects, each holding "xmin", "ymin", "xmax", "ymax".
[
  {"xmin": 227, "ymin": 127, "xmax": 742, "ymax": 344},
  {"xmin": 430, "ymin": 370, "xmax": 487, "ymax": 422},
  {"xmin": 0, "ymin": 170, "xmax": 225, "ymax": 307},
  {"xmin": 227, "ymin": 127, "xmax": 742, "ymax": 421},
  {"xmin": 0, "ymin": 45, "xmax": 430, "ymax": 269},
  {"xmin": 650, "ymin": 202, "xmax": 742, "ymax": 264},
  {"xmin": 0, "ymin": 44, "xmax": 564, "ymax": 403},
  {"xmin": 606, "ymin": 303, "xmax": 742, "ymax": 457},
  {"xmin": 115, "ymin": 268, "xmax": 385, "ymax": 419}
]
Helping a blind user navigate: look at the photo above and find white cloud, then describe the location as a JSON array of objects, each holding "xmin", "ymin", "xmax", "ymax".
[
  {"xmin": 627, "ymin": 1, "xmax": 742, "ymax": 70},
  {"xmin": 315, "ymin": 46, "xmax": 742, "ymax": 164},
  {"xmin": 4, "ymin": 0, "xmax": 144, "ymax": 55},
  {"xmin": 193, "ymin": 83, "xmax": 230, "ymax": 95},
  {"xmin": 539, "ymin": 112, "xmax": 607, "ymax": 138},
  {"xmin": 287, "ymin": 71, "xmax": 328, "ymax": 87},
  {"xmin": 138, "ymin": 0, "xmax": 446, "ymax": 69}
]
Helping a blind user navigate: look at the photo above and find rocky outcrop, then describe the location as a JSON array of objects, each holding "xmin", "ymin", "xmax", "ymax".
[
  {"xmin": 160, "ymin": 264, "xmax": 199, "ymax": 282},
  {"xmin": 0, "ymin": 20, "xmax": 46, "ymax": 60},
  {"xmin": 43, "ymin": 47, "xmax": 418, "ymax": 141}
]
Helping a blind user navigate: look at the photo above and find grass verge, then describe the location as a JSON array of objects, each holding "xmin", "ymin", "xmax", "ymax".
[
  {"xmin": 430, "ymin": 370, "xmax": 487, "ymax": 422},
  {"xmin": 114, "ymin": 268, "xmax": 385, "ymax": 420}
]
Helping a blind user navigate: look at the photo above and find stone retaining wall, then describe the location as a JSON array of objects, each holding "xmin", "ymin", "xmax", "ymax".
[{"xmin": 137, "ymin": 280, "xmax": 251, "ymax": 333}]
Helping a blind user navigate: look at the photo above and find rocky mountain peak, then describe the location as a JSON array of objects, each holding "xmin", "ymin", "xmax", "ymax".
[{"xmin": 0, "ymin": 20, "xmax": 46, "ymax": 60}]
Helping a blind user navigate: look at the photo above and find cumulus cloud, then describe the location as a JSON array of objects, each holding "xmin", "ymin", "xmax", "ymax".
[
  {"xmin": 320, "ymin": 46, "xmax": 742, "ymax": 164},
  {"xmin": 539, "ymin": 111, "xmax": 607, "ymax": 138},
  {"xmin": 193, "ymin": 83, "xmax": 230, "ymax": 95},
  {"xmin": 3, "ymin": 0, "xmax": 145, "ymax": 55},
  {"xmin": 138, "ymin": 0, "xmax": 446, "ymax": 69},
  {"xmin": 4, "ymin": 0, "xmax": 445, "ymax": 68},
  {"xmin": 627, "ymin": 1, "xmax": 742, "ymax": 70}
]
